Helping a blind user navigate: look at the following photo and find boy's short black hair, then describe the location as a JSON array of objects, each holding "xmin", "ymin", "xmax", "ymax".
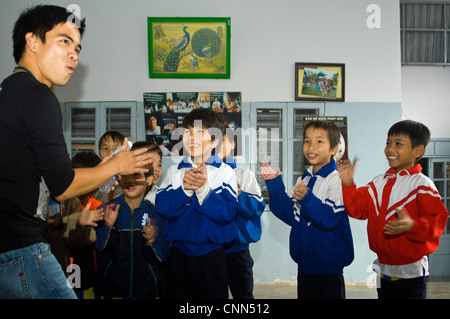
[
  {"xmin": 182, "ymin": 108, "xmax": 225, "ymax": 132},
  {"xmin": 388, "ymin": 120, "xmax": 430, "ymax": 149},
  {"xmin": 304, "ymin": 120, "xmax": 341, "ymax": 149},
  {"xmin": 133, "ymin": 141, "xmax": 162, "ymax": 162},
  {"xmin": 13, "ymin": 4, "xmax": 86, "ymax": 63},
  {"xmin": 182, "ymin": 108, "xmax": 225, "ymax": 151},
  {"xmin": 71, "ymin": 151, "xmax": 101, "ymax": 169},
  {"xmin": 98, "ymin": 131, "xmax": 125, "ymax": 152}
]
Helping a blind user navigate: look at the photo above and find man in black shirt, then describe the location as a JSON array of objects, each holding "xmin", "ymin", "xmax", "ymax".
[{"xmin": 0, "ymin": 5, "xmax": 151, "ymax": 298}]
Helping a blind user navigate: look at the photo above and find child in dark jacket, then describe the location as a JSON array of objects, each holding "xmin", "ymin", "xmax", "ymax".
[
  {"xmin": 95, "ymin": 144, "xmax": 169, "ymax": 299},
  {"xmin": 261, "ymin": 120, "xmax": 354, "ymax": 299}
]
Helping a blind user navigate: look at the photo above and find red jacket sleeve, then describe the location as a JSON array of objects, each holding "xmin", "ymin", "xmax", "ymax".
[
  {"xmin": 342, "ymin": 183, "xmax": 371, "ymax": 220},
  {"xmin": 406, "ymin": 186, "xmax": 449, "ymax": 243}
]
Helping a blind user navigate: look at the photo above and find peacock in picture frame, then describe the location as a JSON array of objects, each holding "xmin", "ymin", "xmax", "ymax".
[{"xmin": 148, "ymin": 17, "xmax": 230, "ymax": 79}]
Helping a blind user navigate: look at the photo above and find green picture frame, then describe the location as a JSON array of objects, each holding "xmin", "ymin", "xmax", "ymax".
[{"xmin": 148, "ymin": 17, "xmax": 231, "ymax": 79}]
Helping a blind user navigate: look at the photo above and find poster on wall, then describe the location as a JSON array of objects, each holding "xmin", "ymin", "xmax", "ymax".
[
  {"xmin": 143, "ymin": 91, "xmax": 242, "ymax": 156},
  {"xmin": 303, "ymin": 116, "xmax": 348, "ymax": 161}
]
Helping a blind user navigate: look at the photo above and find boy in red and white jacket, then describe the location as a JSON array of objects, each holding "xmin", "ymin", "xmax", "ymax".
[{"xmin": 338, "ymin": 120, "xmax": 448, "ymax": 299}]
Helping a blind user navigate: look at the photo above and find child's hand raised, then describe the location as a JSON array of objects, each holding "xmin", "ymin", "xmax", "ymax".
[
  {"xmin": 143, "ymin": 219, "xmax": 158, "ymax": 245},
  {"xmin": 337, "ymin": 159, "xmax": 358, "ymax": 186},
  {"xmin": 183, "ymin": 166, "xmax": 207, "ymax": 190},
  {"xmin": 292, "ymin": 181, "xmax": 308, "ymax": 201},
  {"xmin": 260, "ymin": 163, "xmax": 280, "ymax": 180},
  {"xmin": 104, "ymin": 203, "xmax": 120, "ymax": 228},
  {"xmin": 78, "ymin": 201, "xmax": 104, "ymax": 227}
]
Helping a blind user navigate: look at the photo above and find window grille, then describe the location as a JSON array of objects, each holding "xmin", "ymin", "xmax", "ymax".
[
  {"xmin": 254, "ymin": 106, "xmax": 318, "ymax": 204},
  {"xmin": 401, "ymin": 2, "xmax": 450, "ymax": 65}
]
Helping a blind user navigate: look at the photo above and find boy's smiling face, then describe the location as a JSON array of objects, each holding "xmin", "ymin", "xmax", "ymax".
[
  {"xmin": 303, "ymin": 126, "xmax": 338, "ymax": 174},
  {"xmin": 183, "ymin": 125, "xmax": 217, "ymax": 164},
  {"xmin": 385, "ymin": 134, "xmax": 424, "ymax": 173}
]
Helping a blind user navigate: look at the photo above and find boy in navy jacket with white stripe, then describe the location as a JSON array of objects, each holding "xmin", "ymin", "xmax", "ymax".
[
  {"xmin": 220, "ymin": 127, "xmax": 265, "ymax": 299},
  {"xmin": 155, "ymin": 109, "xmax": 238, "ymax": 299},
  {"xmin": 261, "ymin": 120, "xmax": 354, "ymax": 299},
  {"xmin": 95, "ymin": 144, "xmax": 169, "ymax": 299}
]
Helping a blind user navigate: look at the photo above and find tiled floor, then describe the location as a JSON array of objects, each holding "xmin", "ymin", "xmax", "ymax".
[{"xmin": 253, "ymin": 278, "xmax": 450, "ymax": 299}]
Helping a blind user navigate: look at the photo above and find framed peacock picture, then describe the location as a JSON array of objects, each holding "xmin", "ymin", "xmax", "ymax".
[{"xmin": 148, "ymin": 17, "xmax": 231, "ymax": 79}]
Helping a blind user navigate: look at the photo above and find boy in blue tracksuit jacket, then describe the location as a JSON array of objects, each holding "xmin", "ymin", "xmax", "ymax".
[
  {"xmin": 155, "ymin": 109, "xmax": 238, "ymax": 299},
  {"xmin": 95, "ymin": 145, "xmax": 169, "ymax": 299},
  {"xmin": 220, "ymin": 127, "xmax": 265, "ymax": 299},
  {"xmin": 261, "ymin": 120, "xmax": 354, "ymax": 299}
]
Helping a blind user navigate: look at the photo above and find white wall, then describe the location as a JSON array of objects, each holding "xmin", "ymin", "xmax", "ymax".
[
  {"xmin": 0, "ymin": 0, "xmax": 404, "ymax": 284},
  {"xmin": 402, "ymin": 66, "xmax": 450, "ymax": 138},
  {"xmin": 398, "ymin": 0, "xmax": 450, "ymax": 139},
  {"xmin": 0, "ymin": 0, "xmax": 401, "ymax": 103}
]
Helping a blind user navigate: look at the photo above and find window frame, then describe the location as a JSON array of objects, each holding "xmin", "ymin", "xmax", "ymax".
[
  {"xmin": 428, "ymin": 157, "xmax": 450, "ymax": 235},
  {"xmin": 249, "ymin": 102, "xmax": 323, "ymax": 204},
  {"xmin": 422, "ymin": 138, "xmax": 450, "ymax": 236},
  {"xmin": 62, "ymin": 101, "xmax": 137, "ymax": 156},
  {"xmin": 401, "ymin": 1, "xmax": 450, "ymax": 66}
]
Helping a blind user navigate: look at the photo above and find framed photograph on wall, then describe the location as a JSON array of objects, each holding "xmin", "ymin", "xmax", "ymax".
[
  {"xmin": 295, "ymin": 63, "xmax": 345, "ymax": 102},
  {"xmin": 148, "ymin": 17, "xmax": 231, "ymax": 79}
]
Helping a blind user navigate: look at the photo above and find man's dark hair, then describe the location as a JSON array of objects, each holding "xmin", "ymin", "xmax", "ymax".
[
  {"xmin": 304, "ymin": 120, "xmax": 341, "ymax": 149},
  {"xmin": 388, "ymin": 120, "xmax": 430, "ymax": 161},
  {"xmin": 13, "ymin": 4, "xmax": 86, "ymax": 63},
  {"xmin": 71, "ymin": 151, "xmax": 101, "ymax": 169}
]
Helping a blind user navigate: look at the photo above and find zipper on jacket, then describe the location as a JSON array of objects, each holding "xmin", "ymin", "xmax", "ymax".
[{"xmin": 129, "ymin": 209, "xmax": 134, "ymax": 298}]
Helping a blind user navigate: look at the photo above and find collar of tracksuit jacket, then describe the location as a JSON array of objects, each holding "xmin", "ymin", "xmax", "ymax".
[
  {"xmin": 177, "ymin": 154, "xmax": 223, "ymax": 169},
  {"xmin": 301, "ymin": 160, "xmax": 337, "ymax": 189}
]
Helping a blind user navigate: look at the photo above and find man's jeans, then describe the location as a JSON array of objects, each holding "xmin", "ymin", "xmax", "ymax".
[{"xmin": 0, "ymin": 242, "xmax": 77, "ymax": 299}]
